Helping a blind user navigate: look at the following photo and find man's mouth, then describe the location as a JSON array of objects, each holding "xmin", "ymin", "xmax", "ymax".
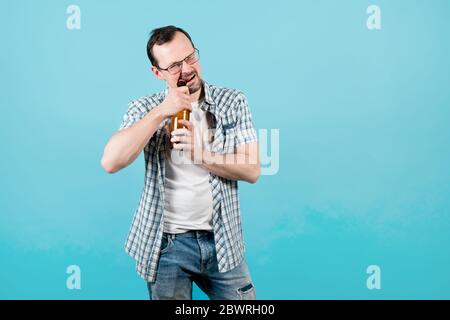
[{"xmin": 184, "ymin": 74, "xmax": 196, "ymax": 83}]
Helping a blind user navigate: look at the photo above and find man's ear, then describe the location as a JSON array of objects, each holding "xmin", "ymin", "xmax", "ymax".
[{"xmin": 151, "ymin": 66, "xmax": 164, "ymax": 80}]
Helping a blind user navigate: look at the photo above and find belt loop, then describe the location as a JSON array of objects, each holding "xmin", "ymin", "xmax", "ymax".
[{"xmin": 165, "ymin": 233, "xmax": 174, "ymax": 240}]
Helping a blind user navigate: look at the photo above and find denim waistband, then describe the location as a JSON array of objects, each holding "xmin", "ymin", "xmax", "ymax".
[{"xmin": 163, "ymin": 230, "xmax": 213, "ymax": 240}]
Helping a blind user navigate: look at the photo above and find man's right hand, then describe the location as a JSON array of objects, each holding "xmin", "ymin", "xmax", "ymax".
[{"xmin": 160, "ymin": 86, "xmax": 192, "ymax": 118}]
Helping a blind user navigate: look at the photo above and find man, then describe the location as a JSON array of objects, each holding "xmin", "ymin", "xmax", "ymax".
[{"xmin": 101, "ymin": 25, "xmax": 260, "ymax": 300}]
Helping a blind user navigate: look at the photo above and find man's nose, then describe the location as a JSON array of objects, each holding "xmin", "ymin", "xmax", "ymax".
[{"xmin": 181, "ymin": 60, "xmax": 194, "ymax": 74}]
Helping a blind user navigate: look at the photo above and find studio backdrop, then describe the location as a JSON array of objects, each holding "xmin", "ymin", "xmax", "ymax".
[{"xmin": 1, "ymin": 0, "xmax": 450, "ymax": 299}]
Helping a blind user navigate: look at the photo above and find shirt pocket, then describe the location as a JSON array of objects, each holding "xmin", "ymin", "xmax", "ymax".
[
  {"xmin": 222, "ymin": 122, "xmax": 237, "ymax": 154},
  {"xmin": 221, "ymin": 108, "xmax": 238, "ymax": 153},
  {"xmin": 211, "ymin": 120, "xmax": 237, "ymax": 154}
]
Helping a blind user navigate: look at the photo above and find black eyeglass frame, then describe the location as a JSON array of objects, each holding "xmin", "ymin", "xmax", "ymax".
[{"xmin": 157, "ymin": 48, "xmax": 200, "ymax": 75}]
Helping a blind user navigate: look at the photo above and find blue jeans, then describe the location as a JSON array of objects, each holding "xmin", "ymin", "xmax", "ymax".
[{"xmin": 147, "ymin": 230, "xmax": 256, "ymax": 300}]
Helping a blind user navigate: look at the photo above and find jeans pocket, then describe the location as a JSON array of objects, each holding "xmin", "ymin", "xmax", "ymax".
[
  {"xmin": 160, "ymin": 235, "xmax": 173, "ymax": 254},
  {"xmin": 237, "ymin": 282, "xmax": 256, "ymax": 300}
]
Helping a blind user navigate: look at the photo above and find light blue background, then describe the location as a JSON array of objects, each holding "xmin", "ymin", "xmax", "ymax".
[{"xmin": 1, "ymin": 0, "xmax": 449, "ymax": 299}]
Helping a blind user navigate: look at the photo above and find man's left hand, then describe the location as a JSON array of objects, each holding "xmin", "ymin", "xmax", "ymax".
[{"xmin": 171, "ymin": 120, "xmax": 202, "ymax": 162}]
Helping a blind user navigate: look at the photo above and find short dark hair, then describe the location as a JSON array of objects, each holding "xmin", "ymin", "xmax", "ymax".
[{"xmin": 146, "ymin": 25, "xmax": 195, "ymax": 67}]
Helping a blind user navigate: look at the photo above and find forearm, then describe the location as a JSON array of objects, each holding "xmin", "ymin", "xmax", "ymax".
[
  {"xmin": 101, "ymin": 105, "xmax": 166, "ymax": 173},
  {"xmin": 200, "ymin": 149, "xmax": 260, "ymax": 183}
]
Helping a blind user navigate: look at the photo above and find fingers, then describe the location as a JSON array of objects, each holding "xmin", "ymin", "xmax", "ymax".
[
  {"xmin": 174, "ymin": 91, "xmax": 190, "ymax": 104},
  {"xmin": 168, "ymin": 86, "xmax": 191, "ymax": 110},
  {"xmin": 172, "ymin": 127, "xmax": 191, "ymax": 136},
  {"xmin": 169, "ymin": 84, "xmax": 189, "ymax": 93},
  {"xmin": 171, "ymin": 133, "xmax": 194, "ymax": 151},
  {"xmin": 177, "ymin": 86, "xmax": 190, "ymax": 95},
  {"xmin": 176, "ymin": 91, "xmax": 192, "ymax": 111},
  {"xmin": 171, "ymin": 134, "xmax": 193, "ymax": 144},
  {"xmin": 172, "ymin": 142, "xmax": 192, "ymax": 151},
  {"xmin": 171, "ymin": 86, "xmax": 190, "ymax": 97},
  {"xmin": 171, "ymin": 123, "xmax": 194, "ymax": 150}
]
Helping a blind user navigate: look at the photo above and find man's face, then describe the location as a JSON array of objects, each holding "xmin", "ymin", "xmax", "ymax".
[{"xmin": 151, "ymin": 32, "xmax": 202, "ymax": 95}]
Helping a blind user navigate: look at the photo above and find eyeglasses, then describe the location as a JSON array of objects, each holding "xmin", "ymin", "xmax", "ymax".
[{"xmin": 157, "ymin": 48, "xmax": 200, "ymax": 75}]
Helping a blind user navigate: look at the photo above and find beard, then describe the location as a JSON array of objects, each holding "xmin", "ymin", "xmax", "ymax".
[
  {"xmin": 188, "ymin": 77, "xmax": 202, "ymax": 94},
  {"xmin": 180, "ymin": 72, "xmax": 202, "ymax": 94}
]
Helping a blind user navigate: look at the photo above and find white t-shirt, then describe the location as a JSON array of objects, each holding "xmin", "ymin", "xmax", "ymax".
[{"xmin": 163, "ymin": 100, "xmax": 214, "ymax": 234}]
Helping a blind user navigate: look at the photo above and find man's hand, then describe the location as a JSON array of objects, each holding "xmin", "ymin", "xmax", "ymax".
[
  {"xmin": 171, "ymin": 119, "xmax": 202, "ymax": 162},
  {"xmin": 160, "ymin": 86, "xmax": 192, "ymax": 118}
]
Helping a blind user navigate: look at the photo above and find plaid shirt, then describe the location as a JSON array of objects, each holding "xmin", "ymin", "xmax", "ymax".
[{"xmin": 118, "ymin": 80, "xmax": 258, "ymax": 283}]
